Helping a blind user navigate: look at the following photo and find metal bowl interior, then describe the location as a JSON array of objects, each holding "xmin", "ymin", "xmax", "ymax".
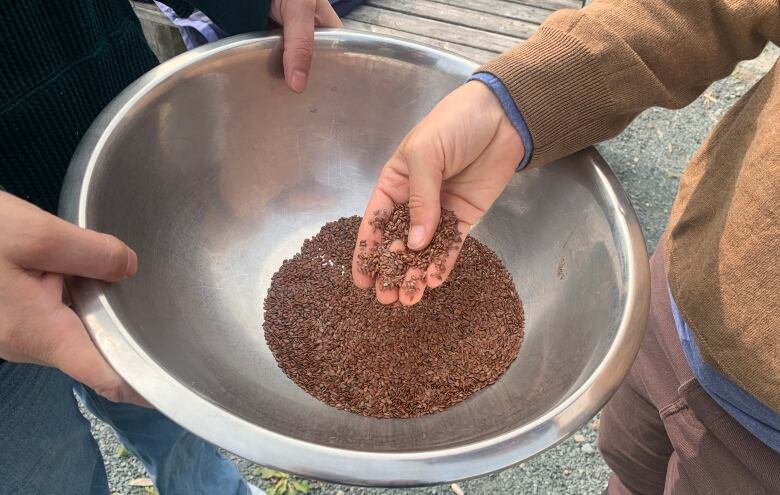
[{"xmin": 61, "ymin": 30, "xmax": 648, "ymax": 486}]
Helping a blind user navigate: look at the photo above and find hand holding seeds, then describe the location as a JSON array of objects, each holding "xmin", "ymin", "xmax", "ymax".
[{"xmin": 351, "ymin": 81, "xmax": 525, "ymax": 305}]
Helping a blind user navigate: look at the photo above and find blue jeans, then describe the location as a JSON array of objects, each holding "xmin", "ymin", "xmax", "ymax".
[{"xmin": 0, "ymin": 361, "xmax": 251, "ymax": 495}]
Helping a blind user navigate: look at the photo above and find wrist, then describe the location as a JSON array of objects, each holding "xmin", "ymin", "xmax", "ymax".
[{"xmin": 467, "ymin": 73, "xmax": 533, "ymax": 170}]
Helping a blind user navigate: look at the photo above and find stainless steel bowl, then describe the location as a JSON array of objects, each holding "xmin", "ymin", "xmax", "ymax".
[{"xmin": 60, "ymin": 30, "xmax": 649, "ymax": 486}]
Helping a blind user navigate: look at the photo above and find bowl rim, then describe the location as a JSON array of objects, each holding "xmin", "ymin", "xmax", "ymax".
[{"xmin": 60, "ymin": 29, "xmax": 649, "ymax": 486}]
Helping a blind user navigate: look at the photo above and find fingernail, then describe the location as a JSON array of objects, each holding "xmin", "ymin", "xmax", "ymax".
[
  {"xmin": 290, "ymin": 70, "xmax": 307, "ymax": 93},
  {"xmin": 125, "ymin": 249, "xmax": 138, "ymax": 278},
  {"xmin": 407, "ymin": 225, "xmax": 426, "ymax": 250}
]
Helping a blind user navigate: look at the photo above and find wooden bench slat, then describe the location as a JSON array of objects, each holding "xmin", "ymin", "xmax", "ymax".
[
  {"xmin": 346, "ymin": 6, "xmax": 521, "ymax": 52},
  {"xmin": 342, "ymin": 19, "xmax": 500, "ymax": 63},
  {"xmin": 502, "ymin": 0, "xmax": 581, "ymax": 11},
  {"xmin": 365, "ymin": 0, "xmax": 538, "ymax": 39},
  {"xmin": 426, "ymin": 0, "xmax": 553, "ymax": 25}
]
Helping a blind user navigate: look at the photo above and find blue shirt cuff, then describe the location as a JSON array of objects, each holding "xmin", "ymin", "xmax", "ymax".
[{"xmin": 468, "ymin": 72, "xmax": 533, "ymax": 170}]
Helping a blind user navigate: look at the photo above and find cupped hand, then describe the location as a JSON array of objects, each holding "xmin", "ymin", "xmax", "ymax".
[
  {"xmin": 0, "ymin": 192, "xmax": 148, "ymax": 406},
  {"xmin": 351, "ymin": 81, "xmax": 525, "ymax": 305},
  {"xmin": 270, "ymin": 0, "xmax": 343, "ymax": 92}
]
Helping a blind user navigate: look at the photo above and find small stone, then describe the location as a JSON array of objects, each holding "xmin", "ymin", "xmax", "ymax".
[
  {"xmin": 336, "ymin": 491, "xmax": 345, "ymax": 495},
  {"xmin": 451, "ymin": 483, "xmax": 465, "ymax": 495},
  {"xmin": 581, "ymin": 443, "xmax": 595, "ymax": 454},
  {"xmin": 128, "ymin": 478, "xmax": 154, "ymax": 487},
  {"xmin": 573, "ymin": 434, "xmax": 586, "ymax": 442}
]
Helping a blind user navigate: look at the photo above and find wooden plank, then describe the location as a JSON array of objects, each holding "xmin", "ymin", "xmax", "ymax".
[
  {"xmin": 346, "ymin": 7, "xmax": 522, "ymax": 52},
  {"xmin": 428, "ymin": 0, "xmax": 553, "ymax": 25},
  {"xmin": 503, "ymin": 0, "xmax": 581, "ymax": 11},
  {"xmin": 342, "ymin": 19, "xmax": 499, "ymax": 63},
  {"xmin": 365, "ymin": 0, "xmax": 538, "ymax": 39}
]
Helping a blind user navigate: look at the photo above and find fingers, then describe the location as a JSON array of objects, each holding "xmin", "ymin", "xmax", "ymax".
[
  {"xmin": 14, "ymin": 213, "xmax": 137, "ymax": 282},
  {"xmin": 315, "ymin": 0, "xmax": 342, "ymax": 27},
  {"xmin": 425, "ymin": 220, "xmax": 470, "ymax": 289},
  {"xmin": 281, "ymin": 0, "xmax": 317, "ymax": 93},
  {"xmin": 374, "ymin": 238, "xmax": 405, "ymax": 304},
  {"xmin": 373, "ymin": 242, "xmax": 429, "ymax": 306},
  {"xmin": 46, "ymin": 306, "xmax": 151, "ymax": 407},
  {"xmin": 401, "ymin": 146, "xmax": 444, "ymax": 251},
  {"xmin": 352, "ymin": 186, "xmax": 396, "ymax": 289},
  {"xmin": 0, "ymin": 266, "xmax": 148, "ymax": 406},
  {"xmin": 399, "ymin": 267, "xmax": 426, "ymax": 306},
  {"xmin": 375, "ymin": 278, "xmax": 399, "ymax": 305}
]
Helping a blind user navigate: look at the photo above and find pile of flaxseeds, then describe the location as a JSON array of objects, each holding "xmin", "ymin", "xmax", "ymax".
[{"xmin": 263, "ymin": 209, "xmax": 525, "ymax": 419}]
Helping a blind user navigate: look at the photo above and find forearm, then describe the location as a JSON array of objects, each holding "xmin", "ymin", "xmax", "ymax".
[{"xmin": 479, "ymin": 0, "xmax": 779, "ymax": 166}]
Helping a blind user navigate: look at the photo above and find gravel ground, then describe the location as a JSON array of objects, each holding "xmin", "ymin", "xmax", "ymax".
[{"xmin": 90, "ymin": 45, "xmax": 778, "ymax": 495}]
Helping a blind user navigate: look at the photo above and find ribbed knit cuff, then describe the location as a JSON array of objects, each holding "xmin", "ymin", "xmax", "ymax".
[{"xmin": 478, "ymin": 25, "xmax": 613, "ymax": 167}]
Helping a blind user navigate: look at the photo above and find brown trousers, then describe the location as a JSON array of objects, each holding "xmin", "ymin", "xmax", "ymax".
[{"xmin": 598, "ymin": 240, "xmax": 780, "ymax": 495}]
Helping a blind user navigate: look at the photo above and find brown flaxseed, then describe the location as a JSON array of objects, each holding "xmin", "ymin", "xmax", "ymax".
[
  {"xmin": 263, "ymin": 215, "xmax": 525, "ymax": 418},
  {"xmin": 356, "ymin": 204, "xmax": 461, "ymax": 289}
]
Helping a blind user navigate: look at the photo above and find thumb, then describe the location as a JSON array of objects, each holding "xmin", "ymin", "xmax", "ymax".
[
  {"xmin": 13, "ymin": 210, "xmax": 137, "ymax": 283},
  {"xmin": 403, "ymin": 149, "xmax": 444, "ymax": 251},
  {"xmin": 281, "ymin": 0, "xmax": 316, "ymax": 93}
]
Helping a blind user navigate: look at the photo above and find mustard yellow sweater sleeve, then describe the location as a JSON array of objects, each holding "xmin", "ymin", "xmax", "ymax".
[{"xmin": 478, "ymin": 0, "xmax": 780, "ymax": 167}]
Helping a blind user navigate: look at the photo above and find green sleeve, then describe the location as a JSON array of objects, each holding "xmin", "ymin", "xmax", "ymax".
[{"xmin": 158, "ymin": 0, "xmax": 272, "ymax": 35}]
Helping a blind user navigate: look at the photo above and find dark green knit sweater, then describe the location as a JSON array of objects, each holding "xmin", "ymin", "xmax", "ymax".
[{"xmin": 0, "ymin": 0, "xmax": 269, "ymax": 213}]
